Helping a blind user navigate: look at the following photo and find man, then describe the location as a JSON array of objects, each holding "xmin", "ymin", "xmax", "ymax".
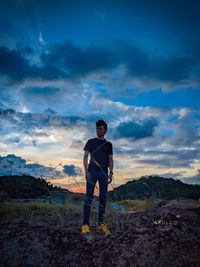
[{"xmin": 81, "ymin": 119, "xmax": 113, "ymax": 235}]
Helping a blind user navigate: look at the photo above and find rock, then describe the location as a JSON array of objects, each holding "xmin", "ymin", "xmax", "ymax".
[{"xmin": 0, "ymin": 202, "xmax": 200, "ymax": 267}]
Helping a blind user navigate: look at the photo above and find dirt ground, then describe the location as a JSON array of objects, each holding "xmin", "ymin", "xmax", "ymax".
[{"xmin": 0, "ymin": 200, "xmax": 200, "ymax": 267}]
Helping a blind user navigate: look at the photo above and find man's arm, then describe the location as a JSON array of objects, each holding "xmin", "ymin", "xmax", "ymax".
[
  {"xmin": 108, "ymin": 154, "xmax": 113, "ymax": 184},
  {"xmin": 83, "ymin": 151, "xmax": 91, "ymax": 180},
  {"xmin": 108, "ymin": 154, "xmax": 113, "ymax": 174}
]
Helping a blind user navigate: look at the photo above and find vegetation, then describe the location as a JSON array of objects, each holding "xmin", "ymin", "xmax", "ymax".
[
  {"xmin": 108, "ymin": 175, "xmax": 200, "ymax": 201},
  {"xmin": 1, "ymin": 174, "xmax": 199, "ymax": 206},
  {"xmin": 0, "ymin": 175, "xmax": 83, "ymax": 202},
  {"xmin": 0, "ymin": 201, "xmax": 81, "ymax": 222},
  {"xmin": 116, "ymin": 198, "xmax": 157, "ymax": 209}
]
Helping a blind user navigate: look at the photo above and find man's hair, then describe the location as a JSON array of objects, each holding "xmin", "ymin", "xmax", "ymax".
[{"xmin": 96, "ymin": 119, "xmax": 107, "ymax": 131}]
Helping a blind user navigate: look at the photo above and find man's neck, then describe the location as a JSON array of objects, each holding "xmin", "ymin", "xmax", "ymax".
[{"xmin": 97, "ymin": 136, "xmax": 105, "ymax": 140}]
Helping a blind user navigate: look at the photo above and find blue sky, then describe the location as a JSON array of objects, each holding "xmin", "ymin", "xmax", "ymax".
[{"xmin": 0, "ymin": 0, "xmax": 200, "ymax": 191}]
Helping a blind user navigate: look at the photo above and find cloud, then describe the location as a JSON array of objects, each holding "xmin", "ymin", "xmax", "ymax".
[
  {"xmin": 156, "ymin": 56, "xmax": 195, "ymax": 82},
  {"xmin": 159, "ymin": 171, "xmax": 184, "ymax": 179},
  {"xmin": 0, "ymin": 104, "xmax": 199, "ymax": 185},
  {"xmin": 41, "ymin": 41, "xmax": 115, "ymax": 76},
  {"xmin": 63, "ymin": 164, "xmax": 83, "ymax": 177},
  {"xmin": 136, "ymin": 158, "xmax": 192, "ymax": 168},
  {"xmin": 70, "ymin": 140, "xmax": 84, "ymax": 148},
  {"xmin": 5, "ymin": 137, "xmax": 20, "ymax": 143},
  {"xmin": 170, "ymin": 108, "xmax": 200, "ymax": 148},
  {"xmin": 0, "ymin": 154, "xmax": 83, "ymax": 179},
  {"xmin": 0, "ymin": 154, "xmax": 25, "ymax": 176},
  {"xmin": 0, "ymin": 107, "xmax": 89, "ymax": 155},
  {"xmin": 111, "ymin": 118, "xmax": 158, "ymax": 140},
  {"xmin": 0, "ymin": 46, "xmax": 66, "ymax": 83},
  {"xmin": 1, "ymin": 39, "xmax": 199, "ymax": 92},
  {"xmin": 41, "ymin": 40, "xmax": 199, "ymax": 87},
  {"xmin": 0, "ymin": 108, "xmax": 86, "ymax": 135},
  {"xmin": 0, "ymin": 46, "xmax": 32, "ymax": 81},
  {"xmin": 181, "ymin": 169, "xmax": 200, "ymax": 185},
  {"xmin": 23, "ymin": 86, "xmax": 60, "ymax": 96},
  {"xmin": 39, "ymin": 32, "xmax": 45, "ymax": 46},
  {"xmin": 0, "ymin": 154, "xmax": 63, "ymax": 178},
  {"xmin": 24, "ymin": 163, "xmax": 64, "ymax": 179}
]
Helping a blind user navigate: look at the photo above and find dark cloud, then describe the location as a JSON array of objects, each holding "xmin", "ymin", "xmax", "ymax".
[
  {"xmin": 1, "ymin": 38, "xmax": 199, "ymax": 86},
  {"xmin": 0, "ymin": 154, "xmax": 26, "ymax": 164},
  {"xmin": 23, "ymin": 87, "xmax": 60, "ymax": 96},
  {"xmin": 157, "ymin": 56, "xmax": 195, "ymax": 82},
  {"xmin": 0, "ymin": 46, "xmax": 31, "ymax": 81},
  {"xmin": 0, "ymin": 109, "xmax": 19, "ymax": 127},
  {"xmin": 0, "ymin": 108, "xmax": 85, "ymax": 136},
  {"xmin": 170, "ymin": 112, "xmax": 200, "ymax": 148},
  {"xmin": 21, "ymin": 87, "xmax": 61, "ymax": 105},
  {"xmin": 137, "ymin": 158, "xmax": 193, "ymax": 168},
  {"xmin": 114, "ymin": 141, "xmax": 200, "ymax": 169},
  {"xmin": 0, "ymin": 154, "xmax": 73, "ymax": 179},
  {"xmin": 115, "ymin": 41, "xmax": 150, "ymax": 76},
  {"xmin": 63, "ymin": 164, "xmax": 83, "ymax": 177},
  {"xmin": 0, "ymin": 154, "xmax": 26, "ymax": 176},
  {"xmin": 70, "ymin": 140, "xmax": 84, "ymax": 148},
  {"xmin": 25, "ymin": 163, "xmax": 63, "ymax": 179},
  {"xmin": 143, "ymin": 149, "xmax": 200, "ymax": 163},
  {"xmin": 0, "ymin": 46, "xmax": 66, "ymax": 83},
  {"xmin": 41, "ymin": 41, "xmax": 115, "ymax": 76},
  {"xmin": 114, "ymin": 145, "xmax": 200, "ymax": 169},
  {"xmin": 159, "ymin": 172, "xmax": 184, "ymax": 179},
  {"xmin": 112, "ymin": 118, "xmax": 158, "ymax": 140},
  {"xmin": 6, "ymin": 137, "xmax": 20, "ymax": 143},
  {"xmin": 181, "ymin": 170, "xmax": 200, "ymax": 185},
  {"xmin": 42, "ymin": 40, "xmax": 198, "ymax": 83}
]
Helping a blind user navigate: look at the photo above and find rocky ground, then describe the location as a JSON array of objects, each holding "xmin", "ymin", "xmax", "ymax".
[{"xmin": 0, "ymin": 200, "xmax": 200, "ymax": 267}]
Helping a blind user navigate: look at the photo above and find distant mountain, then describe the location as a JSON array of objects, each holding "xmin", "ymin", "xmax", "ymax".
[
  {"xmin": 108, "ymin": 175, "xmax": 200, "ymax": 201},
  {"xmin": 0, "ymin": 175, "xmax": 82, "ymax": 201}
]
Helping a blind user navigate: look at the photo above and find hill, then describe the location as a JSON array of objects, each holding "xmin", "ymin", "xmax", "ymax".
[
  {"xmin": 1, "ymin": 175, "xmax": 200, "ymax": 202},
  {"xmin": 0, "ymin": 175, "xmax": 83, "ymax": 202},
  {"xmin": 109, "ymin": 175, "xmax": 200, "ymax": 200}
]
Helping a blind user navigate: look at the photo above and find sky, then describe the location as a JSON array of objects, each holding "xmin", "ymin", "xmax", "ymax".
[{"xmin": 0, "ymin": 0, "xmax": 200, "ymax": 192}]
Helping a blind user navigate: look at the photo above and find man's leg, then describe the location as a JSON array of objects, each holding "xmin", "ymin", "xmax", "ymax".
[
  {"xmin": 98, "ymin": 176, "xmax": 108, "ymax": 225},
  {"xmin": 83, "ymin": 174, "xmax": 97, "ymax": 226}
]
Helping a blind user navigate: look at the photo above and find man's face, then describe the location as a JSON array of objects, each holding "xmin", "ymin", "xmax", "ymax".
[{"xmin": 96, "ymin": 125, "xmax": 106, "ymax": 138}]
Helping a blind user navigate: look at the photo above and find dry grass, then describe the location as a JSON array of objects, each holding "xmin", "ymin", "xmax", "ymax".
[
  {"xmin": 0, "ymin": 198, "xmax": 159, "ymax": 228},
  {"xmin": 0, "ymin": 201, "xmax": 79, "ymax": 221},
  {"xmin": 116, "ymin": 198, "xmax": 157, "ymax": 210}
]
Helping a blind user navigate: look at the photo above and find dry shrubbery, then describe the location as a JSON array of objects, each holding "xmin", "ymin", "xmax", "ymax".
[{"xmin": 0, "ymin": 201, "xmax": 78, "ymax": 221}]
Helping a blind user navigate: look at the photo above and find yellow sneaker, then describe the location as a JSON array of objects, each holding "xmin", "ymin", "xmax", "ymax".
[
  {"xmin": 97, "ymin": 224, "xmax": 110, "ymax": 235},
  {"xmin": 81, "ymin": 224, "xmax": 90, "ymax": 234}
]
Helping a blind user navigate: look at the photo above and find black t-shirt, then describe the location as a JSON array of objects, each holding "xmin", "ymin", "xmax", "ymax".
[{"xmin": 84, "ymin": 138, "xmax": 113, "ymax": 172}]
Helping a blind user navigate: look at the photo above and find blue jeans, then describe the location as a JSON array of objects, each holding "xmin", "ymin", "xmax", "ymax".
[{"xmin": 83, "ymin": 170, "xmax": 108, "ymax": 225}]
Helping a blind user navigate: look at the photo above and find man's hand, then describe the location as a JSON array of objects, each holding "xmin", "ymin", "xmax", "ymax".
[
  {"xmin": 108, "ymin": 173, "xmax": 113, "ymax": 184},
  {"xmin": 85, "ymin": 170, "xmax": 91, "ymax": 181}
]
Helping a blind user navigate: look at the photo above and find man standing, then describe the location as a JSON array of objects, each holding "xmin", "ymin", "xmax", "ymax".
[{"xmin": 81, "ymin": 119, "xmax": 113, "ymax": 234}]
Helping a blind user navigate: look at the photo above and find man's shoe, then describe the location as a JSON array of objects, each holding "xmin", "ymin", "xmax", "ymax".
[
  {"xmin": 81, "ymin": 224, "xmax": 90, "ymax": 234},
  {"xmin": 97, "ymin": 224, "xmax": 110, "ymax": 235}
]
